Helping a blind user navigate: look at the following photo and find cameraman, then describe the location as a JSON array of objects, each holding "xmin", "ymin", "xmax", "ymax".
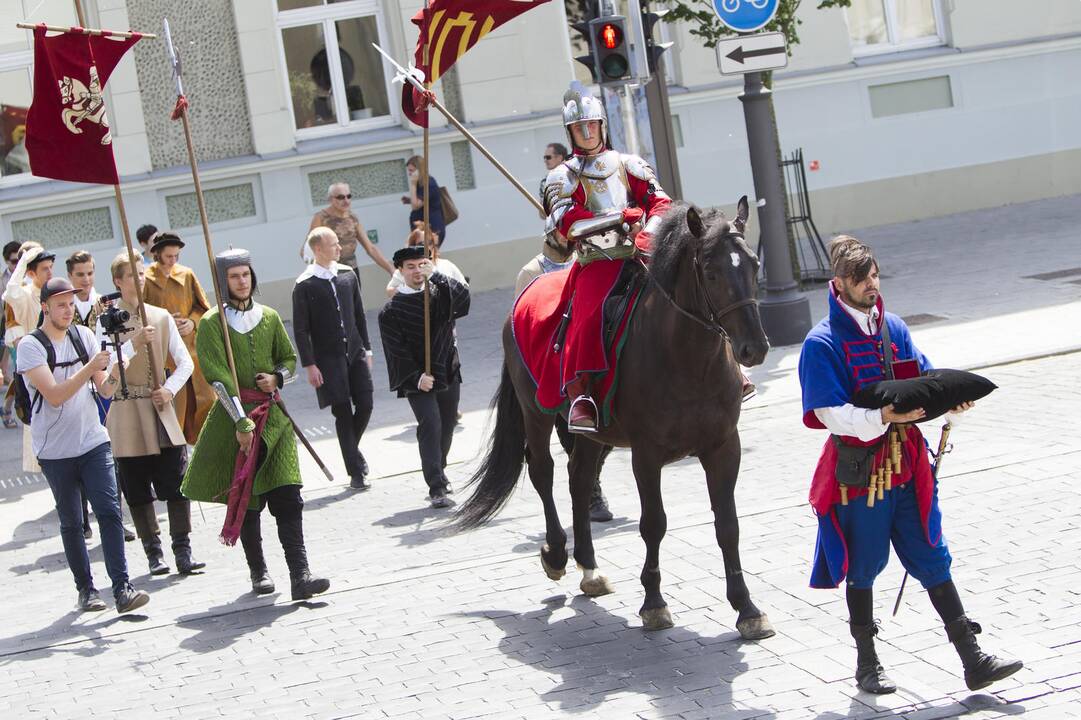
[
  {"xmin": 99, "ymin": 254, "xmax": 205, "ymax": 577},
  {"xmin": 17, "ymin": 278, "xmax": 149, "ymax": 613}
]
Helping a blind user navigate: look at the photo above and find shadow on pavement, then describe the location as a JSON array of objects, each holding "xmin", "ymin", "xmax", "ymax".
[
  {"xmin": 813, "ymin": 692, "xmax": 1029, "ymax": 719},
  {"xmin": 175, "ymin": 596, "xmax": 329, "ymax": 654},
  {"xmin": 0, "ymin": 508, "xmax": 57, "ymax": 554},
  {"xmin": 372, "ymin": 504, "xmax": 515, "ymax": 547},
  {"xmin": 0, "ymin": 610, "xmax": 134, "ymax": 661},
  {"xmin": 459, "ymin": 593, "xmax": 763, "ymax": 717}
]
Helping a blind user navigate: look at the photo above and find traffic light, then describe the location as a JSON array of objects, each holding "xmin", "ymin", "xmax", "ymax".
[
  {"xmin": 589, "ymin": 16, "xmax": 632, "ymax": 86},
  {"xmin": 570, "ymin": 18, "xmax": 599, "ymax": 84},
  {"xmin": 640, "ymin": 3, "xmax": 673, "ymax": 74}
]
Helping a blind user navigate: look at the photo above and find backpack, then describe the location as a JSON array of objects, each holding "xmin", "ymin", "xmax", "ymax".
[{"xmin": 13, "ymin": 326, "xmax": 92, "ymax": 425}]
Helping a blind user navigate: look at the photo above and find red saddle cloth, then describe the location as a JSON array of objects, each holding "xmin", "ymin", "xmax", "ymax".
[{"xmin": 512, "ymin": 258, "xmax": 642, "ymax": 425}]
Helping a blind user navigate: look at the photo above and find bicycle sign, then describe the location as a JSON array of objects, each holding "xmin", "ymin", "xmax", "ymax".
[{"xmin": 712, "ymin": 0, "xmax": 780, "ymax": 33}]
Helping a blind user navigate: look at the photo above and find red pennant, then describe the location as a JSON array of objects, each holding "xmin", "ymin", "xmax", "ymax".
[
  {"xmin": 402, "ymin": 0, "xmax": 551, "ymax": 127},
  {"xmin": 25, "ymin": 26, "xmax": 141, "ymax": 185}
]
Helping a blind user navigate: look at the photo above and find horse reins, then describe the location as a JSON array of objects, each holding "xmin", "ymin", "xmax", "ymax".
[{"xmin": 639, "ymin": 240, "xmax": 759, "ymax": 341}]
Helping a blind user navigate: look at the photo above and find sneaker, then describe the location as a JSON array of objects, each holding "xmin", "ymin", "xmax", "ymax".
[
  {"xmin": 349, "ymin": 475, "xmax": 371, "ymax": 491},
  {"xmin": 78, "ymin": 588, "xmax": 107, "ymax": 612},
  {"xmin": 122, "ymin": 524, "xmax": 136, "ymax": 542},
  {"xmin": 115, "ymin": 584, "xmax": 150, "ymax": 614},
  {"xmin": 83, "ymin": 525, "xmax": 93, "ymax": 540}
]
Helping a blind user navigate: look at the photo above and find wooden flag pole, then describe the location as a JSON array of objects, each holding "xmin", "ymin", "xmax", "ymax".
[
  {"xmin": 16, "ymin": 22, "xmax": 154, "ymax": 39},
  {"xmin": 163, "ymin": 19, "xmax": 334, "ymax": 482},
  {"xmin": 421, "ymin": 0, "xmax": 432, "ymax": 377}
]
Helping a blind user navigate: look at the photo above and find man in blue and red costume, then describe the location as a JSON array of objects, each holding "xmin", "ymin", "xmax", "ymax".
[{"xmin": 798, "ymin": 235, "xmax": 1021, "ymax": 695}]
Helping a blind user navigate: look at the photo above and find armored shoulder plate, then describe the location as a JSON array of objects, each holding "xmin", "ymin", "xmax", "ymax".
[
  {"xmin": 543, "ymin": 162, "xmax": 582, "ymax": 238},
  {"xmin": 622, "ymin": 153, "xmax": 659, "ymax": 184}
]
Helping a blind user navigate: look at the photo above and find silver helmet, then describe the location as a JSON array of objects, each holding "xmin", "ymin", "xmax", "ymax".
[{"xmin": 562, "ymin": 81, "xmax": 609, "ymax": 153}]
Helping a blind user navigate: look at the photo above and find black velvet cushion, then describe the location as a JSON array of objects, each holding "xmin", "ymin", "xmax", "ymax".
[{"xmin": 852, "ymin": 369, "xmax": 998, "ymax": 423}]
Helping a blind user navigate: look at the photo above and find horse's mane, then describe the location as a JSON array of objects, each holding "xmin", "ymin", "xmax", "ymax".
[{"xmin": 648, "ymin": 203, "xmax": 730, "ymax": 293}]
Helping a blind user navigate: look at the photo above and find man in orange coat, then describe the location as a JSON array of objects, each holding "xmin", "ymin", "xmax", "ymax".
[{"xmin": 142, "ymin": 232, "xmax": 214, "ymax": 443}]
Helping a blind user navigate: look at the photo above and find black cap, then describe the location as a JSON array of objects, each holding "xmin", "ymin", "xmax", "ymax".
[
  {"xmin": 39, "ymin": 277, "xmax": 76, "ymax": 303},
  {"xmin": 27, "ymin": 250, "xmax": 56, "ymax": 270},
  {"xmin": 392, "ymin": 246, "xmax": 426, "ymax": 268},
  {"xmin": 150, "ymin": 231, "xmax": 185, "ymax": 253}
]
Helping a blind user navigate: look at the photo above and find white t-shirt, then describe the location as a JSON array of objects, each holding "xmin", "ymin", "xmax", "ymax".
[{"xmin": 16, "ymin": 325, "xmax": 110, "ymax": 460}]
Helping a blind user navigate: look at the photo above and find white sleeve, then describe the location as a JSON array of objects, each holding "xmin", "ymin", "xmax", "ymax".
[
  {"xmin": 813, "ymin": 404, "xmax": 889, "ymax": 443},
  {"xmin": 162, "ymin": 320, "xmax": 193, "ymax": 395}
]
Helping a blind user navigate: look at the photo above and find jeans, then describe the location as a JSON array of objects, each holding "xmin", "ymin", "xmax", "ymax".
[
  {"xmin": 406, "ymin": 381, "xmax": 460, "ymax": 492},
  {"xmin": 330, "ymin": 358, "xmax": 374, "ymax": 477},
  {"xmin": 40, "ymin": 442, "xmax": 130, "ymax": 597}
]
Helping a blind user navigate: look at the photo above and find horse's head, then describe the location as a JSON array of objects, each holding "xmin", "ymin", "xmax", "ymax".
[{"xmin": 654, "ymin": 198, "xmax": 769, "ymax": 367}]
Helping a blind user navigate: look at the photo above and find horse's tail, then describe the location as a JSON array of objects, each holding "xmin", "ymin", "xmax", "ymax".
[{"xmin": 454, "ymin": 364, "xmax": 527, "ymax": 531}]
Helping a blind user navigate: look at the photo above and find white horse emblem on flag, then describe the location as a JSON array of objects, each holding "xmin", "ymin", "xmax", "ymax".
[{"xmin": 58, "ymin": 65, "xmax": 111, "ymax": 145}]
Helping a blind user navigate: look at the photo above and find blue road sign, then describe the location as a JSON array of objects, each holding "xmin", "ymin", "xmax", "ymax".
[{"xmin": 712, "ymin": 0, "xmax": 780, "ymax": 33}]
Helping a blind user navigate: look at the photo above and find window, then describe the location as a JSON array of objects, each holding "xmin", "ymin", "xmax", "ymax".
[
  {"xmin": 845, "ymin": 0, "xmax": 945, "ymax": 57},
  {"xmin": 0, "ymin": 1, "xmax": 77, "ymax": 182},
  {"xmin": 276, "ymin": 0, "xmax": 395, "ymax": 136}
]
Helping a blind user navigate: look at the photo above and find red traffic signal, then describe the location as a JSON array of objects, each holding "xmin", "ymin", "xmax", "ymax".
[{"xmin": 598, "ymin": 22, "xmax": 623, "ymax": 50}]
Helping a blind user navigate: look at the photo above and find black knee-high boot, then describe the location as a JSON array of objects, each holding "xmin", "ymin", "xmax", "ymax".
[
  {"xmin": 166, "ymin": 500, "xmax": 205, "ymax": 575},
  {"xmin": 131, "ymin": 502, "xmax": 169, "ymax": 575},
  {"xmin": 847, "ymin": 586, "xmax": 896, "ymax": 694},
  {"xmin": 275, "ymin": 508, "xmax": 329, "ymax": 601},
  {"xmin": 240, "ymin": 510, "xmax": 274, "ymax": 594},
  {"xmin": 929, "ymin": 581, "xmax": 1023, "ymax": 690}
]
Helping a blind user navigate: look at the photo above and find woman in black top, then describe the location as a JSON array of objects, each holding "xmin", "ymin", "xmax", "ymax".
[{"xmin": 403, "ymin": 155, "xmax": 446, "ymax": 246}]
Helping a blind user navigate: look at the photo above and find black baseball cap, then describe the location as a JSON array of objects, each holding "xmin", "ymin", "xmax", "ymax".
[
  {"xmin": 40, "ymin": 277, "xmax": 76, "ymax": 303},
  {"xmin": 27, "ymin": 250, "xmax": 56, "ymax": 270}
]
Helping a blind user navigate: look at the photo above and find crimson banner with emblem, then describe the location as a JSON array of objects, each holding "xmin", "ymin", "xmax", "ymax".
[
  {"xmin": 402, "ymin": 0, "xmax": 551, "ymax": 127},
  {"xmin": 25, "ymin": 25, "xmax": 142, "ymax": 185}
]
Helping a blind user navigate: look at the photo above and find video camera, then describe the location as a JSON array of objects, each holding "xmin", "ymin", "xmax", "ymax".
[{"xmin": 98, "ymin": 291, "xmax": 131, "ymax": 335}]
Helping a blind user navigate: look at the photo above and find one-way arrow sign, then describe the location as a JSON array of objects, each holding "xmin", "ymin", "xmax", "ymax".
[{"xmin": 716, "ymin": 32, "xmax": 788, "ymax": 75}]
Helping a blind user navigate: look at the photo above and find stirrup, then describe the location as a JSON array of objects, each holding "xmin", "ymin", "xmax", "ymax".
[{"xmin": 568, "ymin": 395, "xmax": 598, "ymax": 434}]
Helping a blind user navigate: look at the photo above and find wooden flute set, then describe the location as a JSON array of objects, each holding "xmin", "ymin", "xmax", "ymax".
[{"xmin": 840, "ymin": 424, "xmax": 910, "ymax": 507}]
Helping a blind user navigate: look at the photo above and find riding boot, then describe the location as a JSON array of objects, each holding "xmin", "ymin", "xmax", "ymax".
[
  {"xmin": 166, "ymin": 500, "xmax": 206, "ymax": 575},
  {"xmin": 850, "ymin": 622, "xmax": 897, "ymax": 694},
  {"xmin": 276, "ymin": 509, "xmax": 330, "ymax": 601},
  {"xmin": 240, "ymin": 510, "xmax": 274, "ymax": 594},
  {"xmin": 945, "ymin": 616, "xmax": 1023, "ymax": 691},
  {"xmin": 589, "ymin": 478, "xmax": 613, "ymax": 522},
  {"xmin": 131, "ymin": 503, "xmax": 170, "ymax": 576}
]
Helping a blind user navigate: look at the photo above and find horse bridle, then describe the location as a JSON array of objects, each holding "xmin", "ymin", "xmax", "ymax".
[{"xmin": 642, "ymin": 234, "xmax": 759, "ymax": 341}]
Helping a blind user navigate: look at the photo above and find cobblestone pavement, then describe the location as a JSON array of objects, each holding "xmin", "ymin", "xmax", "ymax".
[{"xmin": 0, "ymin": 195, "xmax": 1079, "ymax": 718}]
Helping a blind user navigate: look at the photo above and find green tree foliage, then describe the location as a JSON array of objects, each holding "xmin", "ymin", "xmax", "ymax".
[{"xmin": 664, "ymin": 0, "xmax": 852, "ymax": 52}]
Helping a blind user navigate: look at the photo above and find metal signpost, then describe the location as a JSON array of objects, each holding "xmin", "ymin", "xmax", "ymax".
[{"xmin": 713, "ymin": 0, "xmax": 811, "ymax": 346}]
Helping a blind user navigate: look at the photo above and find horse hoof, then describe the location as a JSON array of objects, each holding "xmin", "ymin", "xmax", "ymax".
[
  {"xmin": 736, "ymin": 613, "xmax": 776, "ymax": 641},
  {"xmin": 540, "ymin": 551, "xmax": 566, "ymax": 581},
  {"xmin": 640, "ymin": 606, "xmax": 674, "ymax": 631},
  {"xmin": 579, "ymin": 575, "xmax": 614, "ymax": 597}
]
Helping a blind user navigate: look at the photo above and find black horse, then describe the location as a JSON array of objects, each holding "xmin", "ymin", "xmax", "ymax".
[{"xmin": 457, "ymin": 200, "xmax": 775, "ymax": 638}]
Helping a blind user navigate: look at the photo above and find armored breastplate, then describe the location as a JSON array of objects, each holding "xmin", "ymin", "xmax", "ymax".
[{"xmin": 578, "ymin": 150, "xmax": 630, "ymax": 215}]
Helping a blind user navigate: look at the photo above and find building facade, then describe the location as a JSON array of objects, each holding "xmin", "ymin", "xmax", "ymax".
[{"xmin": 1, "ymin": 0, "xmax": 1078, "ymax": 314}]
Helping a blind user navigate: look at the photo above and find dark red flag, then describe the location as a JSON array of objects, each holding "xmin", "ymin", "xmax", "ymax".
[
  {"xmin": 402, "ymin": 0, "xmax": 551, "ymax": 127},
  {"xmin": 25, "ymin": 26, "xmax": 142, "ymax": 185}
]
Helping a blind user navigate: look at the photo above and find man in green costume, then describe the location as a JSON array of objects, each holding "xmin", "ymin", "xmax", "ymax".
[{"xmin": 181, "ymin": 249, "xmax": 329, "ymax": 600}]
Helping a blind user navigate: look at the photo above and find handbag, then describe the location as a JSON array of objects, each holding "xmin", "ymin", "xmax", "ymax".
[{"xmin": 438, "ymin": 186, "xmax": 459, "ymax": 225}]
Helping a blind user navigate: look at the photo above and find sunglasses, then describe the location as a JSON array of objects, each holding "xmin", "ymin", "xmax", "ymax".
[
  {"xmin": 334, "ymin": 194, "xmax": 352, "ymax": 200},
  {"xmin": 543, "ymin": 155, "xmax": 553, "ymax": 160}
]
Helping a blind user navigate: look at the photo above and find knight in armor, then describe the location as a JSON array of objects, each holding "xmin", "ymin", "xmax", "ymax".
[
  {"xmin": 540, "ymin": 83, "xmax": 672, "ymax": 432},
  {"xmin": 181, "ymin": 250, "xmax": 329, "ymax": 601}
]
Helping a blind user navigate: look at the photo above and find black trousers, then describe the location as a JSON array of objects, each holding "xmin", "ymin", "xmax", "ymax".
[
  {"xmin": 330, "ymin": 357, "xmax": 374, "ymax": 477},
  {"xmin": 406, "ymin": 381, "xmax": 460, "ymax": 491},
  {"xmin": 114, "ymin": 445, "xmax": 188, "ymax": 507}
]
